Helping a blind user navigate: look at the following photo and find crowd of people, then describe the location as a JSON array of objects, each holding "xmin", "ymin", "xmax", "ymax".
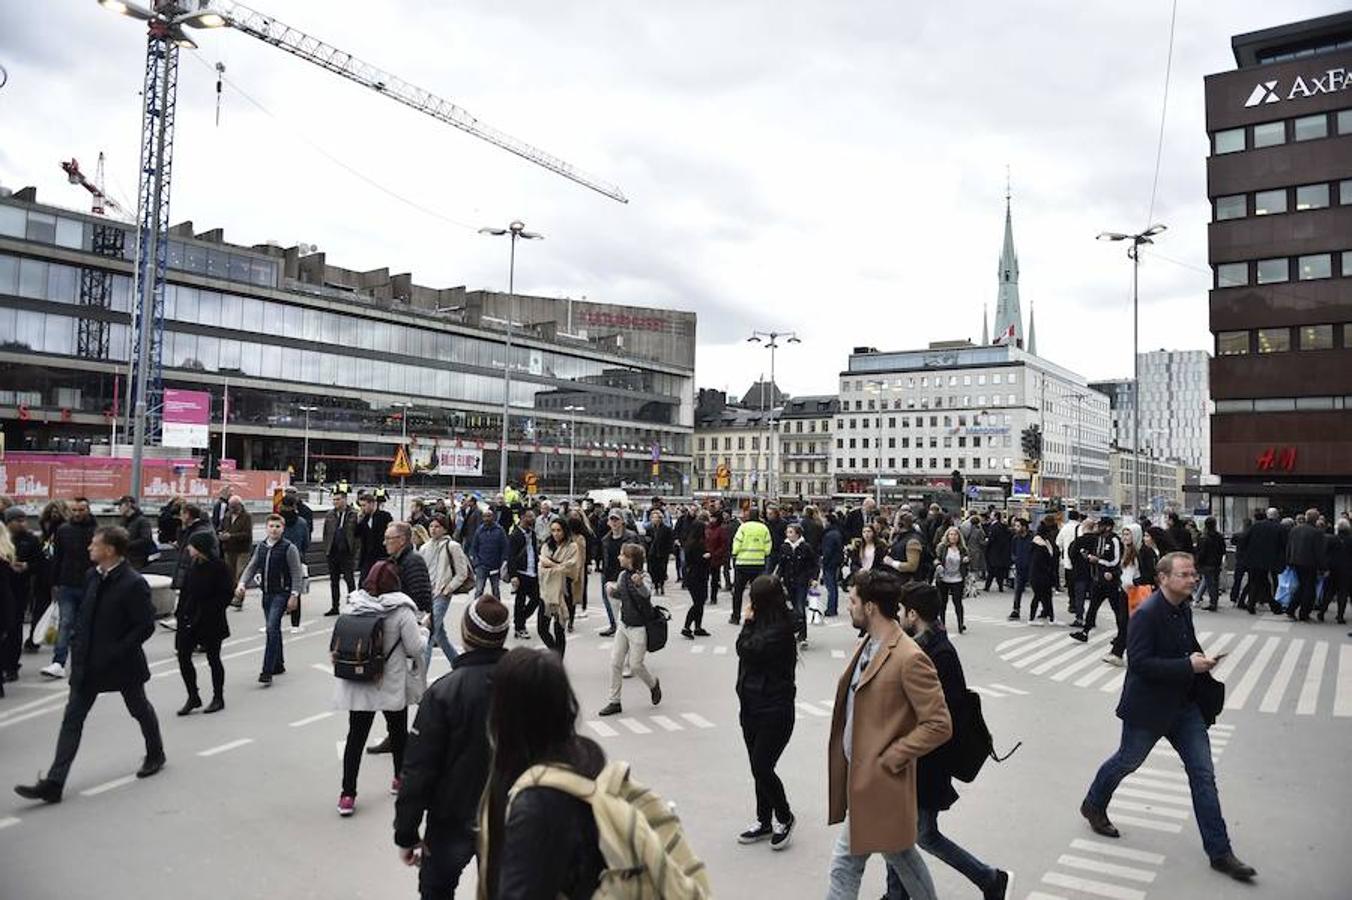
[{"xmin": 5, "ymin": 484, "xmax": 1341, "ymax": 896}]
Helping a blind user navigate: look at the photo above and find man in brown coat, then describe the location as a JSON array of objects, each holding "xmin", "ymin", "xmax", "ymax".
[
  {"xmin": 825, "ymin": 568, "xmax": 952, "ymax": 900},
  {"xmin": 218, "ymin": 496, "xmax": 253, "ymax": 606}
]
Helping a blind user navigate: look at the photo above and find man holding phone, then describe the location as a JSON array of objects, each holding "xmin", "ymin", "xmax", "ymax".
[{"xmin": 1078, "ymin": 552, "xmax": 1256, "ymax": 883}]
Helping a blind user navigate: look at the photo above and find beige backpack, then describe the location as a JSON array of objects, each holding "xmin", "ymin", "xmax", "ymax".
[{"xmin": 501, "ymin": 761, "xmax": 712, "ymax": 900}]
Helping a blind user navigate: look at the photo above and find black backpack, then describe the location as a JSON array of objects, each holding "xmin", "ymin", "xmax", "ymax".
[
  {"xmin": 949, "ymin": 689, "xmax": 1021, "ymax": 783},
  {"xmin": 645, "ymin": 605, "xmax": 670, "ymax": 653},
  {"xmin": 330, "ymin": 613, "xmax": 401, "ymax": 681}
]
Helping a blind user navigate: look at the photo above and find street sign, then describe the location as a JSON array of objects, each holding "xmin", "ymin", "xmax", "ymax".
[
  {"xmin": 524, "ymin": 471, "xmax": 539, "ymax": 495},
  {"xmin": 390, "ymin": 445, "xmax": 413, "ymax": 478},
  {"xmin": 715, "ymin": 463, "xmax": 730, "ymax": 490}
]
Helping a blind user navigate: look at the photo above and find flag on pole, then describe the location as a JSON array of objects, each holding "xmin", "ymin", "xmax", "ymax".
[{"xmin": 992, "ymin": 323, "xmax": 1016, "ymax": 345}]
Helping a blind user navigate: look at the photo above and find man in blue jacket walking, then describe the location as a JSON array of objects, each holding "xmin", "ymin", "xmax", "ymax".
[
  {"xmin": 469, "ymin": 509, "xmax": 507, "ymax": 600},
  {"xmin": 1079, "ymin": 552, "xmax": 1255, "ymax": 883}
]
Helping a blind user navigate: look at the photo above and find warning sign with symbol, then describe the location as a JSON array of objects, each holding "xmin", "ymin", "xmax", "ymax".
[{"xmin": 390, "ymin": 445, "xmax": 413, "ymax": 478}]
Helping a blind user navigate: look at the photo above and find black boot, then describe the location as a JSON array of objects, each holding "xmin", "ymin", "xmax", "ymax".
[
  {"xmin": 1079, "ymin": 799, "xmax": 1119, "ymax": 838},
  {"xmin": 204, "ymin": 696, "xmax": 225, "ymax": 714},
  {"xmin": 177, "ymin": 695, "xmax": 203, "ymax": 716},
  {"xmin": 366, "ymin": 735, "xmax": 392, "ymax": 755},
  {"xmin": 14, "ymin": 778, "xmax": 63, "ymax": 804}
]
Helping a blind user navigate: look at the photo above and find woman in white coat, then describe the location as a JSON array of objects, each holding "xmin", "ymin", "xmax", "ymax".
[{"xmin": 334, "ymin": 560, "xmax": 427, "ymax": 817}]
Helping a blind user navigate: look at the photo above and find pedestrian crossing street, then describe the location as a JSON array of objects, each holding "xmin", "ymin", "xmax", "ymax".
[
  {"xmin": 1028, "ymin": 723, "xmax": 1236, "ymax": 900},
  {"xmin": 984, "ymin": 618, "xmax": 1352, "ymax": 719}
]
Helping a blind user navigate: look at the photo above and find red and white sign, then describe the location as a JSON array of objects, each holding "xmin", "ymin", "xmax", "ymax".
[
  {"xmin": 436, "ymin": 447, "xmax": 484, "ymax": 477},
  {"xmin": 162, "ymin": 389, "xmax": 212, "ymax": 449}
]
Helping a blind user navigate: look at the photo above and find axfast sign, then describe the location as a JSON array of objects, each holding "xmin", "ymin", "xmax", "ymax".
[{"xmin": 1244, "ymin": 67, "xmax": 1351, "ymax": 107}]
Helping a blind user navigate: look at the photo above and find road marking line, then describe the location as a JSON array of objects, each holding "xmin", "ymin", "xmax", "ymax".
[
  {"xmin": 289, "ymin": 711, "xmax": 335, "ymax": 728},
  {"xmin": 0, "ymin": 817, "xmax": 19, "ymax": 831},
  {"xmin": 598, "ymin": 642, "xmax": 613, "ymax": 651},
  {"xmin": 831, "ymin": 649, "xmax": 846, "ymax": 659},
  {"xmin": 680, "ymin": 712, "xmax": 715, "ymax": 729},
  {"xmin": 988, "ymin": 683, "xmax": 1029, "ymax": 695},
  {"xmin": 1102, "ymin": 812, "xmax": 1183, "ymax": 834},
  {"xmin": 1108, "ymin": 799, "xmax": 1190, "ymax": 820},
  {"xmin": 1068, "ymin": 838, "xmax": 1166, "ymax": 865},
  {"xmin": 1297, "ymin": 641, "xmax": 1328, "ymax": 715},
  {"xmin": 970, "ymin": 686, "xmax": 1007, "ymax": 698},
  {"xmin": 690, "ymin": 645, "xmax": 706, "ymax": 654},
  {"xmin": 713, "ymin": 646, "xmax": 728, "ymax": 655},
  {"xmin": 1073, "ymin": 665, "xmax": 1116, "ymax": 689},
  {"xmin": 1114, "ymin": 786, "xmax": 1193, "ymax": 806},
  {"xmin": 995, "ymin": 633, "xmax": 1044, "ymax": 653},
  {"xmin": 650, "ymin": 715, "xmax": 684, "ymax": 732},
  {"xmin": 1025, "ymin": 893, "xmax": 1069, "ymax": 900},
  {"xmin": 0, "ymin": 694, "xmax": 73, "ymax": 719},
  {"xmin": 1212, "ymin": 633, "xmax": 1257, "ymax": 681},
  {"xmin": 1334, "ymin": 644, "xmax": 1352, "ymax": 718},
  {"xmin": 336, "ymin": 739, "xmax": 345, "ymax": 761},
  {"xmin": 1203, "ymin": 632, "xmax": 1235, "ymax": 659},
  {"xmin": 1226, "ymin": 636, "xmax": 1280, "ymax": 710},
  {"xmin": 1123, "ymin": 776, "xmax": 1190, "ymax": 793},
  {"xmin": 80, "ymin": 774, "xmax": 137, "ymax": 797},
  {"xmin": 1211, "ymin": 722, "xmax": 1235, "ymax": 733},
  {"xmin": 1252, "ymin": 619, "xmax": 1292, "ymax": 633},
  {"xmin": 1133, "ymin": 767, "xmax": 1187, "ymax": 782},
  {"xmin": 198, "ymin": 738, "xmax": 254, "ymax": 757},
  {"xmin": 585, "ymin": 720, "xmax": 618, "ymax": 738},
  {"xmin": 1000, "ymin": 632, "xmax": 1065, "ymax": 661},
  {"xmin": 1099, "ymin": 670, "xmax": 1127, "ymax": 693},
  {"xmin": 311, "ymin": 663, "xmax": 331, "ymax": 673},
  {"xmin": 1056, "ymin": 854, "xmax": 1157, "ymax": 883},
  {"xmin": 0, "ymin": 703, "xmax": 72, "ymax": 730},
  {"xmin": 1041, "ymin": 871, "xmax": 1146, "ymax": 900},
  {"xmin": 1013, "ymin": 636, "xmax": 1088, "ymax": 670},
  {"xmin": 1030, "ymin": 632, "xmax": 1113, "ymax": 675},
  {"xmin": 826, "ymin": 621, "xmax": 845, "ymax": 628},
  {"xmin": 796, "ymin": 701, "xmax": 829, "ymax": 717},
  {"xmin": 1050, "ymin": 638, "xmax": 1120, "ymax": 682},
  {"xmin": 617, "ymin": 718, "xmax": 652, "ymax": 734}
]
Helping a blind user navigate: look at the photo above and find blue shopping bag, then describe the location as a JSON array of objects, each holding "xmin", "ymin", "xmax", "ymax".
[{"xmin": 1274, "ymin": 566, "xmax": 1298, "ymax": 610}]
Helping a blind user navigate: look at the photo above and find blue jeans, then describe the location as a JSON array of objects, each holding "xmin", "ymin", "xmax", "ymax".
[
  {"xmin": 261, "ymin": 592, "xmax": 289, "ymax": 675},
  {"xmin": 1072, "ymin": 576, "xmax": 1091, "ymax": 621},
  {"xmin": 599, "ymin": 582, "xmax": 617, "ymax": 628},
  {"xmin": 1011, "ymin": 567, "xmax": 1029, "ymax": 613},
  {"xmin": 474, "ymin": 566, "xmax": 501, "ymax": 600},
  {"xmin": 53, "ymin": 585, "xmax": 85, "ymax": 666},
  {"xmin": 825, "ymin": 816, "xmax": 937, "ymax": 900},
  {"xmin": 424, "ymin": 595, "xmax": 459, "ymax": 668},
  {"xmin": 885, "ymin": 807, "xmax": 996, "ymax": 898},
  {"xmin": 1085, "ymin": 703, "xmax": 1232, "ymax": 859},
  {"xmin": 823, "ymin": 565, "xmax": 840, "ymax": 616}
]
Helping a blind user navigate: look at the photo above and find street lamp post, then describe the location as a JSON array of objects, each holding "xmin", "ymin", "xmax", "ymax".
[
  {"xmin": 563, "ymin": 405, "xmax": 585, "ymax": 501},
  {"xmin": 298, "ymin": 404, "xmax": 318, "ymax": 484},
  {"xmin": 747, "ymin": 330, "xmax": 800, "ymax": 503},
  {"xmin": 480, "ymin": 221, "xmax": 543, "ymax": 495},
  {"xmin": 1097, "ymin": 223, "xmax": 1166, "ymax": 518},
  {"xmin": 866, "ymin": 379, "xmax": 888, "ymax": 509},
  {"xmin": 392, "ymin": 400, "xmax": 412, "ymax": 518},
  {"xmin": 1066, "ymin": 391, "xmax": 1088, "ymax": 507}
]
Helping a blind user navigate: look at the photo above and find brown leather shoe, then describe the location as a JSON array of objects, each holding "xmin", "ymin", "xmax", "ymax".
[{"xmin": 1079, "ymin": 799, "xmax": 1119, "ymax": 838}]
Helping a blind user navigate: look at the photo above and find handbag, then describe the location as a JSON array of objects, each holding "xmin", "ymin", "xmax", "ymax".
[
  {"xmin": 645, "ymin": 604, "xmax": 670, "ymax": 653},
  {"xmin": 1274, "ymin": 566, "xmax": 1298, "ymax": 610},
  {"xmin": 1126, "ymin": 584, "xmax": 1153, "ymax": 616},
  {"xmin": 1194, "ymin": 672, "xmax": 1225, "ymax": 726},
  {"xmin": 35, "ymin": 601, "xmax": 60, "ymax": 645}
]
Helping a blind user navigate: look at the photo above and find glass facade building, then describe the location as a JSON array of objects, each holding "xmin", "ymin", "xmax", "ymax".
[{"xmin": 0, "ymin": 189, "xmax": 696, "ymax": 494}]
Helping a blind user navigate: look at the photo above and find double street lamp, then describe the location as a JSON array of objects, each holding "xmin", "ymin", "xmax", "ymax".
[
  {"xmin": 480, "ymin": 221, "xmax": 543, "ymax": 495},
  {"xmin": 747, "ymin": 330, "xmax": 800, "ymax": 502},
  {"xmin": 1097, "ymin": 223, "xmax": 1166, "ymax": 518}
]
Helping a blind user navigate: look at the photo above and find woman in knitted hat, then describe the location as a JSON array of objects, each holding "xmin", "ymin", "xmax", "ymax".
[
  {"xmin": 333, "ymin": 559, "xmax": 426, "ymax": 817},
  {"xmin": 173, "ymin": 530, "xmax": 233, "ymax": 715}
]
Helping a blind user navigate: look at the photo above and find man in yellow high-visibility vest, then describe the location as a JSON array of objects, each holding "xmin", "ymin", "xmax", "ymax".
[{"xmin": 728, "ymin": 506, "xmax": 771, "ymax": 626}]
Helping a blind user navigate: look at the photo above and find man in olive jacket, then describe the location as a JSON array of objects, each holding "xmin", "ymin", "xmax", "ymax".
[
  {"xmin": 15, "ymin": 526, "xmax": 165, "ymax": 803},
  {"xmin": 826, "ymin": 568, "xmax": 951, "ymax": 900}
]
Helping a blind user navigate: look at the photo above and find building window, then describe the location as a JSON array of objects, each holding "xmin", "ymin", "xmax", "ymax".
[
  {"xmin": 887, "ymin": 457, "xmax": 896, "ymax": 468},
  {"xmin": 1214, "ymin": 195, "xmax": 1246, "ymax": 220},
  {"xmin": 1213, "ymin": 127, "xmax": 1245, "ymax": 154},
  {"xmin": 1293, "ymin": 114, "xmax": 1328, "ymax": 142},
  {"xmin": 1296, "ymin": 184, "xmax": 1330, "ymax": 211},
  {"xmin": 1344, "ymin": 251, "xmax": 1352, "ymax": 277},
  {"xmin": 1256, "ymin": 258, "xmax": 1289, "ymax": 284},
  {"xmin": 1300, "ymin": 324, "xmax": 1333, "ymax": 350},
  {"xmin": 1340, "ymin": 180, "xmax": 1352, "ymax": 206},
  {"xmin": 1340, "ymin": 109, "xmax": 1352, "ymax": 135},
  {"xmin": 836, "ymin": 459, "xmax": 843, "ymax": 470},
  {"xmin": 1253, "ymin": 188, "xmax": 1287, "ymax": 216},
  {"xmin": 848, "ymin": 458, "xmax": 856, "ymax": 469},
  {"xmin": 1252, "ymin": 121, "xmax": 1286, "ymax": 148},
  {"xmin": 1217, "ymin": 331, "xmax": 1249, "ymax": 356},
  {"xmin": 1298, "ymin": 254, "xmax": 1332, "ymax": 280},
  {"xmin": 1257, "ymin": 328, "xmax": 1290, "ymax": 353},
  {"xmin": 848, "ymin": 438, "xmax": 856, "ymax": 449}
]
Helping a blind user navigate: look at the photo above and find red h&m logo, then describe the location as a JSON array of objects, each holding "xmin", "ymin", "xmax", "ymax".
[{"xmin": 1255, "ymin": 447, "xmax": 1297, "ymax": 472}]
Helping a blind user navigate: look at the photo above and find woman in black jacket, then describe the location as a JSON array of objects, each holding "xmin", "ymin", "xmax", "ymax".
[
  {"xmin": 775, "ymin": 523, "xmax": 819, "ymax": 647},
  {"xmin": 481, "ymin": 648, "xmax": 606, "ymax": 899},
  {"xmin": 644, "ymin": 509, "xmax": 673, "ymax": 595},
  {"xmin": 680, "ymin": 515, "xmax": 712, "ymax": 639},
  {"xmin": 735, "ymin": 575, "xmax": 797, "ymax": 850},
  {"xmin": 1029, "ymin": 519, "xmax": 1057, "ymax": 622},
  {"xmin": 1194, "ymin": 517, "xmax": 1226, "ymax": 611},
  {"xmin": 174, "ymin": 531, "xmax": 232, "ymax": 714}
]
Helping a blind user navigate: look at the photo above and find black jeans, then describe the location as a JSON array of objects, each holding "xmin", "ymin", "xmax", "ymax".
[
  {"xmin": 730, "ymin": 564, "xmax": 761, "ymax": 624},
  {"xmin": 420, "ymin": 819, "xmax": 477, "ymax": 899},
  {"xmin": 1228, "ymin": 567, "xmax": 1248, "ymax": 606},
  {"xmin": 48, "ymin": 684, "xmax": 164, "ymax": 786},
  {"xmin": 1030, "ymin": 583, "xmax": 1054, "ymax": 621},
  {"xmin": 937, "ymin": 580, "xmax": 964, "ymax": 629},
  {"xmin": 537, "ymin": 604, "xmax": 566, "ymax": 656},
  {"xmin": 176, "ymin": 632, "xmax": 224, "ymax": 701},
  {"xmin": 1198, "ymin": 566, "xmax": 1221, "ymax": 609},
  {"xmin": 684, "ymin": 567, "xmax": 709, "ymax": 631},
  {"xmin": 1084, "ymin": 579, "xmax": 1127, "ymax": 658},
  {"xmin": 0, "ymin": 581, "xmax": 26, "ymax": 675},
  {"xmin": 740, "ymin": 706, "xmax": 794, "ymax": 825},
  {"xmin": 1246, "ymin": 567, "xmax": 1273, "ymax": 613},
  {"xmin": 984, "ymin": 566, "xmax": 1007, "ymax": 592},
  {"xmin": 1010, "ymin": 567, "xmax": 1029, "ymax": 615},
  {"xmin": 342, "ymin": 708, "xmax": 407, "ymax": 796},
  {"xmin": 709, "ymin": 567, "xmax": 721, "ymax": 604},
  {"xmin": 513, "ymin": 575, "xmax": 541, "ymax": 632},
  {"xmin": 1293, "ymin": 564, "xmax": 1318, "ymax": 619},
  {"xmin": 329, "ymin": 553, "xmax": 355, "ymax": 610}
]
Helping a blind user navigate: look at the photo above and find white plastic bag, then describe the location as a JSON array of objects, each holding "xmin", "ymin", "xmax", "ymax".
[{"xmin": 35, "ymin": 601, "xmax": 60, "ymax": 645}]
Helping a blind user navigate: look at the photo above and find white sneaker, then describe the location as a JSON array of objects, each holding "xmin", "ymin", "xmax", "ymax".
[
  {"xmin": 622, "ymin": 668, "xmax": 633, "ymax": 679},
  {"xmin": 575, "ymin": 609, "xmax": 591, "ymax": 619},
  {"xmin": 289, "ymin": 626, "xmax": 302, "ymax": 634},
  {"xmin": 1102, "ymin": 653, "xmax": 1125, "ymax": 667},
  {"xmin": 258, "ymin": 626, "xmax": 267, "ymax": 633},
  {"xmin": 40, "ymin": 662, "xmax": 66, "ymax": 679}
]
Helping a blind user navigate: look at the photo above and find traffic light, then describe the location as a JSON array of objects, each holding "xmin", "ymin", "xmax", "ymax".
[
  {"xmin": 1021, "ymin": 426, "xmax": 1037, "ymax": 459},
  {"xmin": 1032, "ymin": 425, "xmax": 1043, "ymax": 460}
]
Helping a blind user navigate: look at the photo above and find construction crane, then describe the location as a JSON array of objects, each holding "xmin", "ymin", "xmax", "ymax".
[
  {"xmin": 60, "ymin": 154, "xmax": 131, "ymax": 219},
  {"xmin": 97, "ymin": 0, "xmax": 628, "ymax": 500}
]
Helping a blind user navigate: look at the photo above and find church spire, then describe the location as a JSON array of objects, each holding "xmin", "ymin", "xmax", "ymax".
[
  {"xmin": 1027, "ymin": 300, "xmax": 1037, "ymax": 356},
  {"xmin": 992, "ymin": 172, "xmax": 1024, "ymax": 347},
  {"xmin": 981, "ymin": 304, "xmax": 989, "ymax": 345}
]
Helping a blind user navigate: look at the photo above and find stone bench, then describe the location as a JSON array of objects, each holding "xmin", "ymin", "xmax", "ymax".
[{"xmin": 144, "ymin": 573, "xmax": 175, "ymax": 617}]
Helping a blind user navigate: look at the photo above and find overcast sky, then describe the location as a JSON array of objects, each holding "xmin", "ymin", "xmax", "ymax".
[{"xmin": 1, "ymin": 1, "xmax": 1344, "ymax": 399}]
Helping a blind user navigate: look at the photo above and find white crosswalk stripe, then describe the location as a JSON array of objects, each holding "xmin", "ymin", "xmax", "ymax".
[
  {"xmin": 1102, "ymin": 812, "xmax": 1183, "ymax": 834},
  {"xmin": 1055, "ymin": 854, "xmax": 1157, "ymax": 883},
  {"xmin": 1099, "ymin": 670, "xmax": 1127, "ymax": 693},
  {"xmin": 586, "ymin": 720, "xmax": 619, "ymax": 738},
  {"xmin": 987, "ymin": 683, "xmax": 1029, "ymax": 695},
  {"xmin": 1068, "ymin": 838, "xmax": 1165, "ymax": 865},
  {"xmin": 1107, "ymin": 799, "xmax": 1190, "ymax": 820},
  {"xmin": 1260, "ymin": 637, "xmax": 1305, "ymax": 713},
  {"xmin": 1000, "ymin": 632, "xmax": 1065, "ymax": 661},
  {"xmin": 796, "ymin": 701, "xmax": 829, "ymax": 717},
  {"xmin": 1212, "ymin": 633, "xmax": 1258, "ymax": 681},
  {"xmin": 1041, "ymin": 871, "xmax": 1147, "ymax": 899},
  {"xmin": 1030, "ymin": 631, "xmax": 1113, "ymax": 675},
  {"xmin": 995, "ymin": 632, "xmax": 1043, "ymax": 653},
  {"xmin": 1225, "ymin": 635, "xmax": 1280, "ymax": 710},
  {"xmin": 1014, "ymin": 635, "xmax": 1089, "ymax": 670},
  {"xmin": 713, "ymin": 646, "xmax": 728, "ymax": 655},
  {"xmin": 1334, "ymin": 644, "xmax": 1352, "ymax": 718},
  {"xmin": 1297, "ymin": 641, "xmax": 1329, "ymax": 715},
  {"xmin": 1075, "ymin": 664, "xmax": 1117, "ymax": 689},
  {"xmin": 680, "ymin": 712, "xmax": 715, "ymax": 729},
  {"xmin": 650, "ymin": 715, "xmax": 684, "ymax": 732},
  {"xmin": 617, "ymin": 718, "xmax": 652, "ymax": 735}
]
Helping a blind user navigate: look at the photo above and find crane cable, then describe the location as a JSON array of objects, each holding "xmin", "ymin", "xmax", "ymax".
[{"xmin": 1145, "ymin": 0, "xmax": 1179, "ymax": 227}]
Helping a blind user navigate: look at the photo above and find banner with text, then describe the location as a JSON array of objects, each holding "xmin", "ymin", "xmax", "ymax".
[
  {"xmin": 436, "ymin": 447, "xmax": 484, "ymax": 477},
  {"xmin": 161, "ymin": 389, "xmax": 212, "ymax": 449}
]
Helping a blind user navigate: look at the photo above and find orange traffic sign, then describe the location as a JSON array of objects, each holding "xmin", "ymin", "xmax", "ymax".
[{"xmin": 390, "ymin": 445, "xmax": 413, "ymax": 478}]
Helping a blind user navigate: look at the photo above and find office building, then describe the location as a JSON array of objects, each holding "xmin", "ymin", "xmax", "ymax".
[
  {"xmin": 693, "ymin": 390, "xmax": 777, "ymax": 497},
  {"xmin": 1204, "ymin": 11, "xmax": 1352, "ymax": 527},
  {"xmin": 775, "ymin": 395, "xmax": 836, "ymax": 502},
  {"xmin": 1091, "ymin": 349, "xmax": 1212, "ymax": 476},
  {"xmin": 0, "ymin": 186, "xmax": 695, "ymax": 495}
]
